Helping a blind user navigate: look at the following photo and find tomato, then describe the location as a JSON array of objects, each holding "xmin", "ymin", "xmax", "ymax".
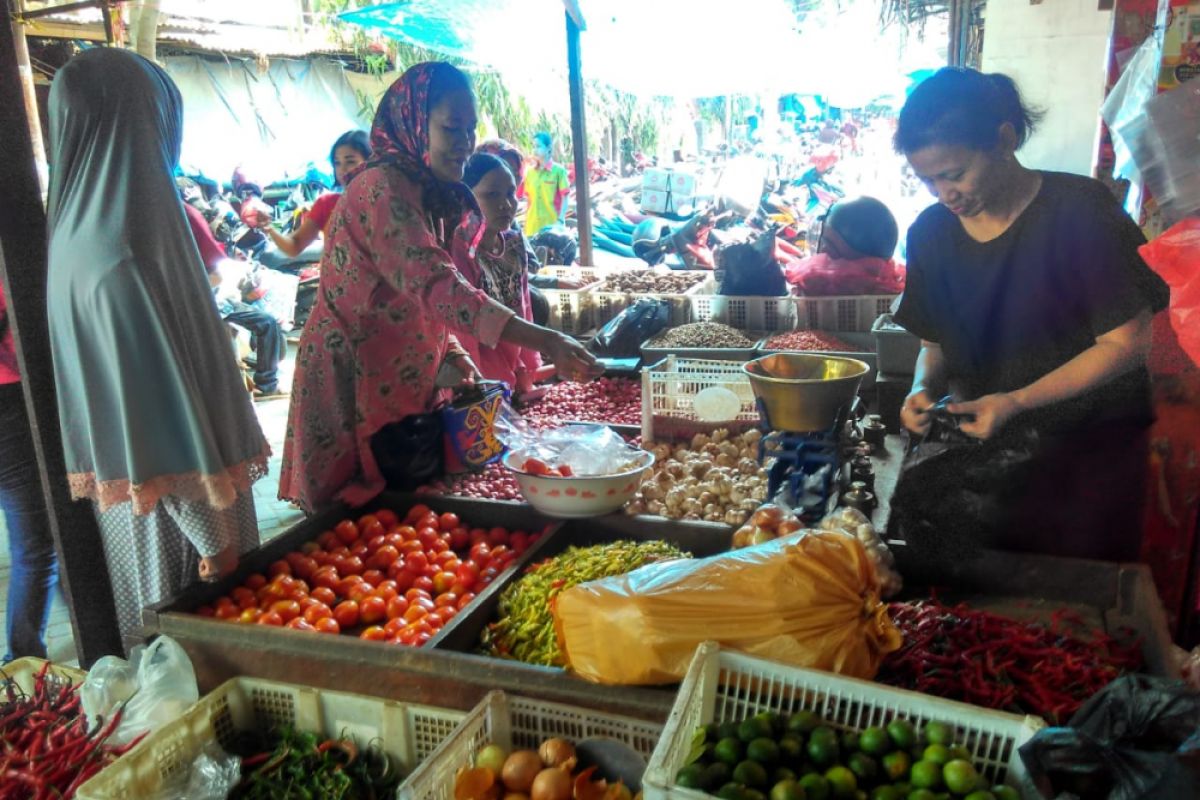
[
  {"xmin": 416, "ymin": 527, "xmax": 438, "ymax": 549},
  {"xmin": 386, "ymin": 596, "xmax": 409, "ymax": 620},
  {"xmin": 361, "ymin": 569, "xmax": 385, "ymax": 587},
  {"xmin": 397, "ymin": 525, "xmax": 418, "ymax": 542},
  {"xmin": 258, "ymin": 611, "xmax": 284, "ymax": 626},
  {"xmin": 469, "ymin": 542, "xmax": 491, "ymax": 564},
  {"xmin": 405, "ymin": 587, "xmax": 431, "ymax": 603},
  {"xmin": 510, "ymin": 532, "xmax": 530, "ymax": 554},
  {"xmin": 357, "ymin": 513, "xmax": 380, "ymax": 531},
  {"xmin": 488, "ymin": 545, "xmax": 510, "ymax": 564},
  {"xmin": 238, "ymin": 607, "xmax": 260, "ymax": 624},
  {"xmin": 398, "ymin": 540, "xmax": 423, "ymax": 557},
  {"xmin": 287, "ymin": 618, "xmax": 317, "ymax": 632},
  {"xmin": 376, "ymin": 509, "xmax": 399, "ymax": 528},
  {"xmin": 358, "ymin": 625, "xmax": 386, "ymax": 642},
  {"xmin": 314, "ymin": 617, "xmax": 340, "ymax": 634},
  {"xmin": 300, "ymin": 541, "xmax": 322, "ymax": 556},
  {"xmin": 432, "ymin": 571, "xmax": 456, "ymax": 595},
  {"xmin": 384, "ymin": 617, "xmax": 407, "ymax": 638},
  {"xmin": 270, "ymin": 600, "xmax": 302, "ymax": 623},
  {"xmin": 333, "ymin": 600, "xmax": 360, "ymax": 629},
  {"xmin": 335, "ymin": 576, "xmax": 363, "ymax": 598},
  {"xmin": 368, "ymin": 545, "xmax": 401, "ymax": 571},
  {"xmin": 334, "ymin": 519, "xmax": 359, "ymax": 545},
  {"xmin": 404, "ymin": 550, "xmax": 429, "ymax": 573},
  {"xmin": 303, "ymin": 602, "xmax": 333, "ymax": 624},
  {"xmin": 424, "ymin": 609, "xmax": 445, "ymax": 628},
  {"xmin": 429, "ymin": 538, "xmax": 450, "ymax": 555},
  {"xmin": 196, "ymin": 605, "xmax": 216, "ymax": 618},
  {"xmin": 361, "ymin": 520, "xmax": 386, "ymax": 541},
  {"xmin": 359, "ymin": 596, "xmax": 387, "ymax": 626},
  {"xmin": 435, "ymin": 592, "xmax": 458, "ymax": 609},
  {"xmin": 311, "ymin": 550, "xmax": 332, "ymax": 568},
  {"xmin": 347, "ymin": 583, "xmax": 374, "ymax": 604},
  {"xmin": 384, "ymin": 533, "xmax": 405, "ymax": 550},
  {"xmin": 487, "ymin": 527, "xmax": 510, "ymax": 547},
  {"xmin": 312, "ymin": 566, "xmax": 340, "ymax": 590},
  {"xmin": 437, "ymin": 512, "xmax": 460, "ymax": 532},
  {"xmin": 405, "ymin": 503, "xmax": 432, "ymax": 524},
  {"xmin": 417, "ymin": 512, "xmax": 439, "ymax": 530},
  {"xmin": 293, "ymin": 557, "xmax": 318, "ymax": 581},
  {"xmin": 390, "ymin": 568, "xmax": 415, "ymax": 592},
  {"xmin": 457, "ymin": 592, "xmax": 477, "ymax": 610},
  {"xmin": 375, "ymin": 579, "xmax": 399, "ymax": 597},
  {"xmin": 411, "ymin": 632, "xmax": 432, "ymax": 647},
  {"xmin": 311, "ymin": 586, "xmax": 337, "ymax": 607},
  {"xmin": 350, "ymin": 543, "xmax": 370, "ymax": 560},
  {"xmin": 449, "ymin": 527, "xmax": 470, "ymax": 551},
  {"xmin": 340, "ymin": 556, "xmax": 365, "ymax": 577},
  {"xmin": 440, "ymin": 605, "xmax": 459, "ymax": 621},
  {"xmin": 455, "ymin": 561, "xmax": 480, "ymax": 589},
  {"xmin": 413, "ymin": 575, "xmax": 435, "ymax": 594},
  {"xmin": 317, "ymin": 531, "xmax": 340, "ymax": 551},
  {"xmin": 402, "ymin": 604, "xmax": 428, "ymax": 623},
  {"xmin": 267, "ymin": 560, "xmax": 292, "ymax": 579},
  {"xmin": 232, "ymin": 587, "xmax": 256, "ymax": 608},
  {"xmin": 242, "ymin": 573, "xmax": 268, "ymax": 591}
]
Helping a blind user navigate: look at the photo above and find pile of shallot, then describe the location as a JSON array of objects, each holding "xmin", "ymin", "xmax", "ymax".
[
  {"xmin": 520, "ymin": 378, "xmax": 641, "ymax": 427},
  {"xmin": 419, "ymin": 463, "xmax": 523, "ymax": 501}
]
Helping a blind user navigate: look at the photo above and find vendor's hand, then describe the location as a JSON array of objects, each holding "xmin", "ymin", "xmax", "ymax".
[
  {"xmin": 252, "ymin": 208, "xmax": 272, "ymax": 229},
  {"xmin": 447, "ymin": 352, "xmax": 483, "ymax": 388},
  {"xmin": 947, "ymin": 393, "xmax": 1022, "ymax": 440},
  {"xmin": 900, "ymin": 389, "xmax": 936, "ymax": 436},
  {"xmin": 199, "ymin": 543, "xmax": 238, "ymax": 583},
  {"xmin": 557, "ymin": 277, "xmax": 586, "ymax": 290},
  {"xmin": 541, "ymin": 331, "xmax": 601, "ymax": 382}
]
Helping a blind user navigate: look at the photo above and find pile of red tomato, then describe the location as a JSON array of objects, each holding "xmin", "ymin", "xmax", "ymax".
[{"xmin": 195, "ymin": 504, "xmax": 544, "ymax": 647}]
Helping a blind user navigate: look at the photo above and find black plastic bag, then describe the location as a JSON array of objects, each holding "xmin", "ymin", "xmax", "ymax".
[
  {"xmin": 370, "ymin": 412, "xmax": 445, "ymax": 491},
  {"xmin": 714, "ymin": 229, "xmax": 787, "ymax": 296},
  {"xmin": 589, "ymin": 297, "xmax": 670, "ymax": 358},
  {"xmin": 1019, "ymin": 674, "xmax": 1200, "ymax": 800},
  {"xmin": 889, "ymin": 399, "xmax": 1040, "ymax": 564}
]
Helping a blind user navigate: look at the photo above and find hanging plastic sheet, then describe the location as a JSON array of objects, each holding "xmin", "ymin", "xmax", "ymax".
[
  {"xmin": 1101, "ymin": 37, "xmax": 1163, "ymax": 217},
  {"xmin": 1118, "ymin": 78, "xmax": 1200, "ymax": 224}
]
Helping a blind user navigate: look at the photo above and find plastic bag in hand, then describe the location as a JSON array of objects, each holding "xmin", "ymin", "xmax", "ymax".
[
  {"xmin": 589, "ymin": 297, "xmax": 670, "ymax": 358},
  {"xmin": 81, "ymin": 635, "xmax": 199, "ymax": 747},
  {"xmin": 1019, "ymin": 674, "xmax": 1200, "ymax": 800}
]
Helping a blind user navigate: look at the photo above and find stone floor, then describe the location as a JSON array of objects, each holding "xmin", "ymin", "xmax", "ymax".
[{"xmin": 0, "ymin": 344, "xmax": 302, "ymax": 666}]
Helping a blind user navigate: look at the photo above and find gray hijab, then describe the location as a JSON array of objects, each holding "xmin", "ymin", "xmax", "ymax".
[{"xmin": 46, "ymin": 47, "xmax": 268, "ymax": 514}]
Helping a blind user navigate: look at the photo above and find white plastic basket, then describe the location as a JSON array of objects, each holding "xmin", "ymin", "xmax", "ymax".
[
  {"xmin": 77, "ymin": 676, "xmax": 465, "ymax": 800},
  {"xmin": 690, "ymin": 295, "xmax": 798, "ymax": 332},
  {"xmin": 592, "ymin": 272, "xmax": 713, "ymax": 330},
  {"xmin": 793, "ymin": 295, "xmax": 899, "ymax": 332},
  {"xmin": 643, "ymin": 643, "xmax": 1044, "ymax": 800},
  {"xmin": 642, "ymin": 357, "xmax": 760, "ymax": 443},
  {"xmin": 0, "ymin": 657, "xmax": 86, "ymax": 695},
  {"xmin": 537, "ymin": 267, "xmax": 606, "ymax": 334},
  {"xmin": 400, "ymin": 691, "xmax": 663, "ymax": 800}
]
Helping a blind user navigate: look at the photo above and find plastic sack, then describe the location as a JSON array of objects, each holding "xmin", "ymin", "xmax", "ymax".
[
  {"xmin": 784, "ymin": 253, "xmax": 906, "ymax": 296},
  {"xmin": 496, "ymin": 418, "xmax": 643, "ymax": 477},
  {"xmin": 1140, "ymin": 219, "xmax": 1200, "ymax": 369},
  {"xmin": 145, "ymin": 742, "xmax": 241, "ymax": 800},
  {"xmin": 589, "ymin": 296, "xmax": 670, "ymax": 358},
  {"xmin": 553, "ymin": 530, "xmax": 903, "ymax": 685},
  {"xmin": 1018, "ymin": 674, "xmax": 1200, "ymax": 800},
  {"xmin": 714, "ymin": 231, "xmax": 787, "ymax": 297},
  {"xmin": 370, "ymin": 412, "xmax": 445, "ymax": 490},
  {"xmin": 81, "ymin": 635, "xmax": 199, "ymax": 747}
]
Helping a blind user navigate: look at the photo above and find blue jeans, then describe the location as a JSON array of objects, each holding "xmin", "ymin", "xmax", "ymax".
[{"xmin": 0, "ymin": 383, "xmax": 57, "ymax": 661}]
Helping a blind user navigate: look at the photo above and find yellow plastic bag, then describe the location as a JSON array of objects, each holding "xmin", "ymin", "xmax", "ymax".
[{"xmin": 553, "ymin": 531, "xmax": 902, "ymax": 685}]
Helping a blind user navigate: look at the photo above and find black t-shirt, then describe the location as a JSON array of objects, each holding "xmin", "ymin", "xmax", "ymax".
[{"xmin": 894, "ymin": 171, "xmax": 1169, "ymax": 434}]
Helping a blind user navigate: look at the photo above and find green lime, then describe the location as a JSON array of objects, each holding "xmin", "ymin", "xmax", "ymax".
[
  {"xmin": 774, "ymin": 767, "xmax": 799, "ymax": 784},
  {"xmin": 840, "ymin": 731, "xmax": 861, "ymax": 753},
  {"xmin": 922, "ymin": 745, "xmax": 951, "ymax": 767},
  {"xmin": 716, "ymin": 737, "xmax": 745, "ymax": 766},
  {"xmin": 755, "ymin": 711, "xmax": 785, "ymax": 735},
  {"xmin": 892, "ymin": 783, "xmax": 911, "ymax": 795},
  {"xmin": 823, "ymin": 766, "xmax": 857, "ymax": 798},
  {"xmin": 847, "ymin": 753, "xmax": 879, "ymax": 784},
  {"xmin": 745, "ymin": 790, "xmax": 767, "ymax": 800},
  {"xmin": 962, "ymin": 793, "xmax": 995, "ymax": 800},
  {"xmin": 748, "ymin": 738, "xmax": 782, "ymax": 765},
  {"xmin": 886, "ymin": 720, "xmax": 916, "ymax": 751},
  {"xmin": 788, "ymin": 711, "xmax": 822, "ymax": 736},
  {"xmin": 798, "ymin": 773, "xmax": 831, "ymax": 800},
  {"xmin": 942, "ymin": 761, "xmax": 979, "ymax": 795},
  {"xmin": 870, "ymin": 788, "xmax": 902, "ymax": 800},
  {"xmin": 704, "ymin": 723, "xmax": 721, "ymax": 742},
  {"xmin": 779, "ymin": 735, "xmax": 806, "ymax": 762},
  {"xmin": 807, "ymin": 729, "xmax": 840, "ymax": 768},
  {"xmin": 718, "ymin": 783, "xmax": 747, "ymax": 800},
  {"xmin": 947, "ymin": 746, "xmax": 971, "ymax": 763},
  {"xmin": 770, "ymin": 779, "xmax": 808, "ymax": 800},
  {"xmin": 922, "ymin": 722, "xmax": 954, "ymax": 748},
  {"xmin": 718, "ymin": 721, "xmax": 741, "ymax": 741},
  {"xmin": 741, "ymin": 717, "xmax": 775, "ymax": 743},
  {"xmin": 910, "ymin": 761, "xmax": 942, "ymax": 791},
  {"xmin": 859, "ymin": 726, "xmax": 891, "ymax": 757},
  {"xmin": 905, "ymin": 792, "xmax": 936, "ymax": 800},
  {"xmin": 990, "ymin": 788, "xmax": 1018, "ymax": 800},
  {"xmin": 734, "ymin": 760, "xmax": 770, "ymax": 789},
  {"xmin": 705, "ymin": 762, "xmax": 733, "ymax": 788},
  {"xmin": 676, "ymin": 764, "xmax": 707, "ymax": 789},
  {"xmin": 881, "ymin": 751, "xmax": 911, "ymax": 782}
]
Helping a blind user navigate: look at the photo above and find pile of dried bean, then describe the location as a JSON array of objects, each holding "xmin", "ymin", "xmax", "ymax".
[
  {"xmin": 598, "ymin": 272, "xmax": 705, "ymax": 294},
  {"xmin": 764, "ymin": 330, "xmax": 857, "ymax": 351},
  {"xmin": 479, "ymin": 540, "xmax": 689, "ymax": 666},
  {"xmin": 646, "ymin": 322, "xmax": 755, "ymax": 349}
]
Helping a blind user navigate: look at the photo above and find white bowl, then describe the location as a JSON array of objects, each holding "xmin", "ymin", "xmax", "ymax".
[{"xmin": 501, "ymin": 449, "xmax": 656, "ymax": 518}]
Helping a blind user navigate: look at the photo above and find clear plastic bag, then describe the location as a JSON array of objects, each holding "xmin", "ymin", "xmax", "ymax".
[
  {"xmin": 495, "ymin": 414, "xmax": 643, "ymax": 477},
  {"xmin": 145, "ymin": 742, "xmax": 241, "ymax": 800},
  {"xmin": 81, "ymin": 635, "xmax": 200, "ymax": 747}
]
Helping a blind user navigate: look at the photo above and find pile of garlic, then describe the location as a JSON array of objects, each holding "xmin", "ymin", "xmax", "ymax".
[
  {"xmin": 624, "ymin": 429, "xmax": 770, "ymax": 526},
  {"xmin": 819, "ymin": 506, "xmax": 903, "ymax": 597}
]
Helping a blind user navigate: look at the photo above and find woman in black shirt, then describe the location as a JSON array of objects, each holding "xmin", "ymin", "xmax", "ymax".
[{"xmin": 892, "ymin": 68, "xmax": 1168, "ymax": 561}]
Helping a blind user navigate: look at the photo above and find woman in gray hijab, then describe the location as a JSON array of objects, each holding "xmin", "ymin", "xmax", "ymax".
[{"xmin": 46, "ymin": 47, "xmax": 269, "ymax": 643}]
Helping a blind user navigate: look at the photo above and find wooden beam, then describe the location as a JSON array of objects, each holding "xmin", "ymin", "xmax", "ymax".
[
  {"xmin": 0, "ymin": 15, "xmax": 124, "ymax": 664},
  {"xmin": 17, "ymin": 0, "xmax": 103, "ymax": 19},
  {"xmin": 565, "ymin": 10, "xmax": 593, "ymax": 267}
]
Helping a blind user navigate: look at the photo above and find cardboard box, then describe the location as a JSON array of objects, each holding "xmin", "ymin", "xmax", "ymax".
[
  {"xmin": 641, "ymin": 189, "xmax": 669, "ymax": 213},
  {"xmin": 642, "ymin": 167, "xmax": 670, "ymax": 192},
  {"xmin": 670, "ymin": 171, "xmax": 697, "ymax": 196}
]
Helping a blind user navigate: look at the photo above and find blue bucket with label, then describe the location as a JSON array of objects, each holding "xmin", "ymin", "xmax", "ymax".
[{"xmin": 442, "ymin": 381, "xmax": 509, "ymax": 471}]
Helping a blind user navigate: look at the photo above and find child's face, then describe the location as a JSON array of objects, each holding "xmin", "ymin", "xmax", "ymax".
[
  {"xmin": 472, "ymin": 166, "xmax": 518, "ymax": 232},
  {"xmin": 332, "ymin": 145, "xmax": 366, "ymax": 187}
]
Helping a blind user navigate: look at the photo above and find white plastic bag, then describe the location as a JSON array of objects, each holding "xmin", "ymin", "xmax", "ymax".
[
  {"xmin": 145, "ymin": 742, "xmax": 241, "ymax": 800},
  {"xmin": 81, "ymin": 635, "xmax": 199, "ymax": 747}
]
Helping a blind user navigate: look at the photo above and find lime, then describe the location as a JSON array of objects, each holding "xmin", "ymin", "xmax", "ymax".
[
  {"xmin": 706, "ymin": 762, "xmax": 733, "ymax": 788},
  {"xmin": 718, "ymin": 721, "xmax": 741, "ymax": 741},
  {"xmin": 840, "ymin": 731, "xmax": 861, "ymax": 753},
  {"xmin": 962, "ymin": 793, "xmax": 995, "ymax": 800},
  {"xmin": 755, "ymin": 710, "xmax": 785, "ymax": 736},
  {"xmin": 990, "ymin": 788, "xmax": 1019, "ymax": 800},
  {"xmin": 745, "ymin": 790, "xmax": 767, "ymax": 800},
  {"xmin": 741, "ymin": 717, "xmax": 775, "ymax": 743},
  {"xmin": 734, "ymin": 760, "xmax": 770, "ymax": 789},
  {"xmin": 847, "ymin": 753, "xmax": 879, "ymax": 784},
  {"xmin": 676, "ymin": 764, "xmax": 707, "ymax": 789},
  {"xmin": 774, "ymin": 767, "xmax": 799, "ymax": 784},
  {"xmin": 922, "ymin": 745, "xmax": 951, "ymax": 767},
  {"xmin": 718, "ymin": 783, "xmax": 747, "ymax": 800},
  {"xmin": 770, "ymin": 779, "xmax": 808, "ymax": 800},
  {"xmin": 789, "ymin": 711, "xmax": 822, "ymax": 736},
  {"xmin": 886, "ymin": 720, "xmax": 916, "ymax": 751},
  {"xmin": 942, "ymin": 760, "xmax": 979, "ymax": 795},
  {"xmin": 749, "ymin": 738, "xmax": 782, "ymax": 765},
  {"xmin": 824, "ymin": 766, "xmax": 858, "ymax": 798},
  {"xmin": 715, "ymin": 738, "xmax": 745, "ymax": 766},
  {"xmin": 870, "ymin": 789, "xmax": 902, "ymax": 800},
  {"xmin": 704, "ymin": 723, "xmax": 721, "ymax": 742},
  {"xmin": 798, "ymin": 773, "xmax": 832, "ymax": 800},
  {"xmin": 779, "ymin": 735, "xmax": 806, "ymax": 763},
  {"xmin": 859, "ymin": 726, "xmax": 891, "ymax": 757},
  {"xmin": 807, "ymin": 729, "xmax": 840, "ymax": 768},
  {"xmin": 881, "ymin": 751, "xmax": 911, "ymax": 782},
  {"xmin": 906, "ymin": 792, "xmax": 936, "ymax": 800},
  {"xmin": 922, "ymin": 722, "xmax": 954, "ymax": 747},
  {"xmin": 947, "ymin": 746, "xmax": 971, "ymax": 763},
  {"xmin": 909, "ymin": 761, "xmax": 942, "ymax": 791}
]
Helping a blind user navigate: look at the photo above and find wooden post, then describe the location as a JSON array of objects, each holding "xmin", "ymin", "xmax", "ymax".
[
  {"xmin": 0, "ymin": 15, "xmax": 124, "ymax": 664},
  {"xmin": 9, "ymin": 2, "xmax": 47, "ymax": 195},
  {"xmin": 565, "ymin": 10, "xmax": 593, "ymax": 267}
]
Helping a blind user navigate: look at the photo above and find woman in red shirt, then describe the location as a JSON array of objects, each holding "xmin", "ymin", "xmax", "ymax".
[{"xmin": 258, "ymin": 130, "xmax": 370, "ymax": 256}]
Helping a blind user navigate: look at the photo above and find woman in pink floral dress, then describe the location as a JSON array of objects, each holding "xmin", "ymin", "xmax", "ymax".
[{"xmin": 279, "ymin": 63, "xmax": 596, "ymax": 513}]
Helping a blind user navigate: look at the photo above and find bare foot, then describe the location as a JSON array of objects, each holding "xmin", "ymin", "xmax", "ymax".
[{"xmin": 199, "ymin": 544, "xmax": 239, "ymax": 582}]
